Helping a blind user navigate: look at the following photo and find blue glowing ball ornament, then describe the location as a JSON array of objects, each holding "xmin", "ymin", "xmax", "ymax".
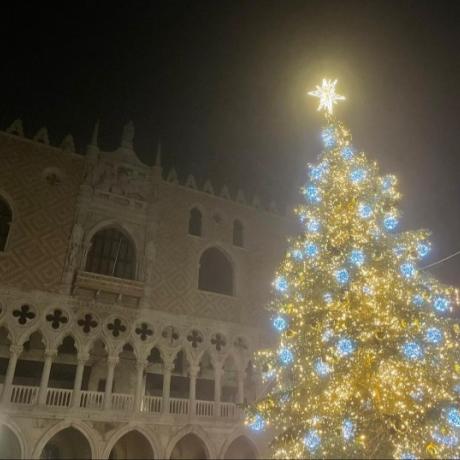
[
  {"xmin": 309, "ymin": 162, "xmax": 328, "ymax": 181},
  {"xmin": 314, "ymin": 358, "xmax": 332, "ymax": 377},
  {"xmin": 274, "ymin": 276, "xmax": 288, "ymax": 293},
  {"xmin": 336, "ymin": 338, "xmax": 356, "ymax": 357},
  {"xmin": 292, "ymin": 249, "xmax": 304, "ymax": 261},
  {"xmin": 402, "ymin": 341, "xmax": 424, "ymax": 361},
  {"xmin": 278, "ymin": 347, "xmax": 294, "ymax": 365},
  {"xmin": 425, "ymin": 327, "xmax": 443, "ymax": 344},
  {"xmin": 304, "ymin": 430, "xmax": 321, "ymax": 453},
  {"xmin": 362, "ymin": 285, "xmax": 374, "ymax": 295},
  {"xmin": 350, "ymin": 168, "xmax": 367, "ymax": 183},
  {"xmin": 358, "ymin": 203, "xmax": 373, "ymax": 219},
  {"xmin": 417, "ymin": 243, "xmax": 431, "ymax": 258},
  {"xmin": 433, "ymin": 296, "xmax": 450, "ymax": 313},
  {"xmin": 249, "ymin": 414, "xmax": 265, "ymax": 431},
  {"xmin": 335, "ymin": 268, "xmax": 350, "ymax": 285},
  {"xmin": 350, "ymin": 249, "xmax": 365, "ymax": 267},
  {"xmin": 400, "ymin": 262, "xmax": 417, "ymax": 279},
  {"xmin": 273, "ymin": 316, "xmax": 288, "ymax": 332},
  {"xmin": 304, "ymin": 242, "xmax": 319, "ymax": 258},
  {"xmin": 323, "ymin": 293, "xmax": 333, "ymax": 304},
  {"xmin": 342, "ymin": 419, "xmax": 356, "ymax": 442},
  {"xmin": 305, "ymin": 185, "xmax": 321, "ymax": 204},
  {"xmin": 307, "ymin": 219, "xmax": 320, "ymax": 233},
  {"xmin": 322, "ymin": 128, "xmax": 336, "ymax": 148},
  {"xmin": 412, "ymin": 294, "xmax": 424, "ymax": 307},
  {"xmin": 341, "ymin": 146, "xmax": 354, "ymax": 160},
  {"xmin": 446, "ymin": 407, "xmax": 460, "ymax": 428},
  {"xmin": 383, "ymin": 214, "xmax": 399, "ymax": 231},
  {"xmin": 322, "ymin": 328, "xmax": 334, "ymax": 342}
]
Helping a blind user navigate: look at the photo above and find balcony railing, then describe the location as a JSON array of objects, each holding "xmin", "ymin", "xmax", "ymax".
[{"xmin": 3, "ymin": 385, "xmax": 242, "ymax": 420}]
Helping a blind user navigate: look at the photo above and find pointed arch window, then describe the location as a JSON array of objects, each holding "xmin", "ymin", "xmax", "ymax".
[
  {"xmin": 198, "ymin": 247, "xmax": 234, "ymax": 296},
  {"xmin": 233, "ymin": 219, "xmax": 244, "ymax": 247},
  {"xmin": 0, "ymin": 197, "xmax": 12, "ymax": 251},
  {"xmin": 188, "ymin": 208, "xmax": 202, "ymax": 236},
  {"xmin": 85, "ymin": 228, "xmax": 136, "ymax": 279}
]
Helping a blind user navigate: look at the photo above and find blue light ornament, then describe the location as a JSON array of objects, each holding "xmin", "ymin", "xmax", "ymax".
[
  {"xmin": 305, "ymin": 185, "xmax": 321, "ymax": 204},
  {"xmin": 400, "ymin": 262, "xmax": 417, "ymax": 279},
  {"xmin": 304, "ymin": 430, "xmax": 321, "ymax": 453},
  {"xmin": 350, "ymin": 249, "xmax": 365, "ymax": 267},
  {"xmin": 336, "ymin": 338, "xmax": 356, "ymax": 357},
  {"xmin": 304, "ymin": 242, "xmax": 319, "ymax": 258},
  {"xmin": 341, "ymin": 146, "xmax": 354, "ymax": 160},
  {"xmin": 249, "ymin": 414, "xmax": 265, "ymax": 431},
  {"xmin": 322, "ymin": 128, "xmax": 336, "ymax": 148},
  {"xmin": 335, "ymin": 268, "xmax": 350, "ymax": 285},
  {"xmin": 425, "ymin": 327, "xmax": 443, "ymax": 344},
  {"xmin": 273, "ymin": 316, "xmax": 288, "ymax": 332},
  {"xmin": 342, "ymin": 419, "xmax": 356, "ymax": 442},
  {"xmin": 350, "ymin": 168, "xmax": 367, "ymax": 183},
  {"xmin": 433, "ymin": 296, "xmax": 450, "ymax": 313},
  {"xmin": 314, "ymin": 358, "xmax": 332, "ymax": 377},
  {"xmin": 307, "ymin": 219, "xmax": 320, "ymax": 233},
  {"xmin": 358, "ymin": 203, "xmax": 373, "ymax": 219},
  {"xmin": 274, "ymin": 276, "xmax": 288, "ymax": 293},
  {"xmin": 309, "ymin": 162, "xmax": 329, "ymax": 181},
  {"xmin": 401, "ymin": 341, "xmax": 424, "ymax": 361},
  {"xmin": 446, "ymin": 407, "xmax": 460, "ymax": 428},
  {"xmin": 278, "ymin": 347, "xmax": 294, "ymax": 365},
  {"xmin": 383, "ymin": 214, "xmax": 399, "ymax": 231},
  {"xmin": 417, "ymin": 243, "xmax": 431, "ymax": 258}
]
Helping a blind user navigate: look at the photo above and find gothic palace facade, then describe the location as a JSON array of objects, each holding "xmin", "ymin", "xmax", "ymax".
[{"xmin": 0, "ymin": 120, "xmax": 291, "ymax": 459}]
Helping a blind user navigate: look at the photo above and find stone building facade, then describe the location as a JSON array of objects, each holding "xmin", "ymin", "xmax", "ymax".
[{"xmin": 0, "ymin": 119, "xmax": 291, "ymax": 459}]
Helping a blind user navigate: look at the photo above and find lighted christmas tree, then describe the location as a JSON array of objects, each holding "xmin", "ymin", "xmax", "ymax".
[{"xmin": 246, "ymin": 79, "xmax": 460, "ymax": 459}]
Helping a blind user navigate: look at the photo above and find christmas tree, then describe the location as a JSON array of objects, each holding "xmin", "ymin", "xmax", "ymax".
[{"xmin": 246, "ymin": 79, "xmax": 460, "ymax": 459}]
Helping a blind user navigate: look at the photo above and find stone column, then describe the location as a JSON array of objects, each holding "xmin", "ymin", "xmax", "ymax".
[
  {"xmin": 38, "ymin": 349, "xmax": 57, "ymax": 406},
  {"xmin": 237, "ymin": 369, "xmax": 245, "ymax": 405},
  {"xmin": 214, "ymin": 366, "xmax": 223, "ymax": 417},
  {"xmin": 103, "ymin": 356, "xmax": 119, "ymax": 410},
  {"xmin": 189, "ymin": 365, "xmax": 200, "ymax": 416},
  {"xmin": 162, "ymin": 362, "xmax": 174, "ymax": 414},
  {"xmin": 72, "ymin": 353, "xmax": 89, "ymax": 408},
  {"xmin": 134, "ymin": 361, "xmax": 146, "ymax": 412},
  {"xmin": 1, "ymin": 345, "xmax": 23, "ymax": 404}
]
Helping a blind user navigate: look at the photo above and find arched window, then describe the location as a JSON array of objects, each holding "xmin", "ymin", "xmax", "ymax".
[
  {"xmin": 85, "ymin": 228, "xmax": 135, "ymax": 280},
  {"xmin": 233, "ymin": 220, "xmax": 244, "ymax": 247},
  {"xmin": 198, "ymin": 247, "xmax": 234, "ymax": 296},
  {"xmin": 0, "ymin": 197, "xmax": 12, "ymax": 252},
  {"xmin": 188, "ymin": 208, "xmax": 202, "ymax": 236}
]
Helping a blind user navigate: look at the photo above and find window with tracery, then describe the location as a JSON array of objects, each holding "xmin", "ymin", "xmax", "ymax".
[
  {"xmin": 85, "ymin": 228, "xmax": 135, "ymax": 279},
  {"xmin": 0, "ymin": 197, "xmax": 12, "ymax": 251},
  {"xmin": 198, "ymin": 247, "xmax": 234, "ymax": 295}
]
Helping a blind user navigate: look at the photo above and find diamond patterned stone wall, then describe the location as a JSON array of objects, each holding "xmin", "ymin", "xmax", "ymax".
[{"xmin": 0, "ymin": 133, "xmax": 84, "ymax": 292}]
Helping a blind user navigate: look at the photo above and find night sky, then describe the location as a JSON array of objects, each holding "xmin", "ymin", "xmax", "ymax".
[{"xmin": 1, "ymin": 1, "xmax": 459, "ymax": 284}]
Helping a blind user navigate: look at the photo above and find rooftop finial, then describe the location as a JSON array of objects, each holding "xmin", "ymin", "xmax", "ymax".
[
  {"xmin": 155, "ymin": 141, "xmax": 162, "ymax": 167},
  {"xmin": 90, "ymin": 119, "xmax": 99, "ymax": 146},
  {"xmin": 121, "ymin": 120, "xmax": 134, "ymax": 149}
]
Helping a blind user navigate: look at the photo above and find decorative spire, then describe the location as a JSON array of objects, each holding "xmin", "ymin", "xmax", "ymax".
[
  {"xmin": 121, "ymin": 120, "xmax": 135, "ymax": 149},
  {"xmin": 155, "ymin": 141, "xmax": 162, "ymax": 167},
  {"xmin": 90, "ymin": 120, "xmax": 99, "ymax": 146}
]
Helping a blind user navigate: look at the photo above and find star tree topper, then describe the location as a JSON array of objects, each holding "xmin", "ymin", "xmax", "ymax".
[{"xmin": 308, "ymin": 78, "xmax": 345, "ymax": 115}]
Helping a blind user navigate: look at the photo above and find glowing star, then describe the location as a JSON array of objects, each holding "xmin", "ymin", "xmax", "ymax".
[{"xmin": 308, "ymin": 79, "xmax": 345, "ymax": 115}]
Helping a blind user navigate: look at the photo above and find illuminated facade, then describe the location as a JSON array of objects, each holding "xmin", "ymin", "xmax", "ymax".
[{"xmin": 0, "ymin": 120, "xmax": 290, "ymax": 459}]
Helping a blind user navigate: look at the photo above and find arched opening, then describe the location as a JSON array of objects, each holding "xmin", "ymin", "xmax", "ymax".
[
  {"xmin": 233, "ymin": 220, "xmax": 244, "ymax": 248},
  {"xmin": 170, "ymin": 433, "xmax": 208, "ymax": 460},
  {"xmin": 40, "ymin": 427, "xmax": 91, "ymax": 459},
  {"xmin": 0, "ymin": 424, "xmax": 22, "ymax": 459},
  {"xmin": 85, "ymin": 227, "xmax": 136, "ymax": 280},
  {"xmin": 14, "ymin": 331, "xmax": 45, "ymax": 395},
  {"xmin": 188, "ymin": 208, "xmax": 202, "ymax": 237},
  {"xmin": 170, "ymin": 350, "xmax": 189, "ymax": 400},
  {"xmin": 198, "ymin": 247, "xmax": 234, "ymax": 296},
  {"xmin": 0, "ymin": 327, "xmax": 11, "ymax": 386},
  {"xmin": 109, "ymin": 430, "xmax": 154, "ymax": 459},
  {"xmin": 0, "ymin": 196, "xmax": 12, "ymax": 251},
  {"xmin": 224, "ymin": 436, "xmax": 257, "ymax": 459},
  {"xmin": 145, "ymin": 347, "xmax": 163, "ymax": 399},
  {"xmin": 222, "ymin": 355, "xmax": 238, "ymax": 403},
  {"xmin": 196, "ymin": 352, "xmax": 214, "ymax": 402}
]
